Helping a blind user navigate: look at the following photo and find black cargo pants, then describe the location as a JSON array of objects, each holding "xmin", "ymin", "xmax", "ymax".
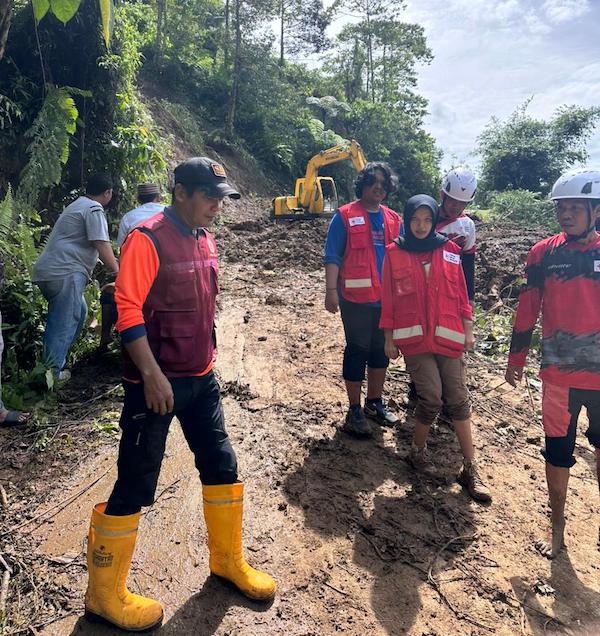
[{"xmin": 106, "ymin": 371, "xmax": 237, "ymax": 515}]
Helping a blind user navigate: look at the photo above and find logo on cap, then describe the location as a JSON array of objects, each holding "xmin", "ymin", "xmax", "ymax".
[{"xmin": 211, "ymin": 163, "xmax": 226, "ymax": 178}]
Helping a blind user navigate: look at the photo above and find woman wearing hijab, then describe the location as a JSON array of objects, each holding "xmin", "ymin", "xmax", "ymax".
[{"xmin": 380, "ymin": 195, "xmax": 491, "ymax": 502}]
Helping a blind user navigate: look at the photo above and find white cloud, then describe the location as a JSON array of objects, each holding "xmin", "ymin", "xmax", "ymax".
[
  {"xmin": 543, "ymin": 0, "xmax": 590, "ymax": 24},
  {"xmin": 323, "ymin": 0, "xmax": 600, "ymax": 169},
  {"xmin": 398, "ymin": 0, "xmax": 600, "ymax": 170}
]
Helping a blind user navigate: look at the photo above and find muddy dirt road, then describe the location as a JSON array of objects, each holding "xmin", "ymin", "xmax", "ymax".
[{"xmin": 1, "ymin": 203, "xmax": 599, "ymax": 636}]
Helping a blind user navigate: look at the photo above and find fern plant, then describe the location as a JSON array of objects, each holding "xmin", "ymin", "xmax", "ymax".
[{"xmin": 16, "ymin": 86, "xmax": 88, "ymax": 216}]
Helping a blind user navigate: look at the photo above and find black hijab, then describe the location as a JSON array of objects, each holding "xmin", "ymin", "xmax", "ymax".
[{"xmin": 395, "ymin": 194, "xmax": 448, "ymax": 252}]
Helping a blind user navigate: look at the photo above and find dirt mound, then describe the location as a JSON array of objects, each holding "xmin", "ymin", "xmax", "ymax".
[
  {"xmin": 475, "ymin": 221, "xmax": 545, "ymax": 307},
  {"xmin": 216, "ymin": 205, "xmax": 330, "ymax": 272}
]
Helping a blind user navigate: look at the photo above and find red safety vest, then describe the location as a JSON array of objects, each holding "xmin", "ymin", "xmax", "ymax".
[
  {"xmin": 122, "ymin": 212, "xmax": 219, "ymax": 380},
  {"xmin": 382, "ymin": 241, "xmax": 469, "ymax": 358},
  {"xmin": 338, "ymin": 201, "xmax": 401, "ymax": 303}
]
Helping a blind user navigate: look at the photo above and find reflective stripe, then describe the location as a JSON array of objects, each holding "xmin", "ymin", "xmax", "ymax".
[
  {"xmin": 345, "ymin": 278, "xmax": 372, "ymax": 289},
  {"xmin": 392, "ymin": 325, "xmax": 423, "ymax": 340},
  {"xmin": 91, "ymin": 524, "xmax": 138, "ymax": 538},
  {"xmin": 203, "ymin": 498, "xmax": 244, "ymax": 505},
  {"xmin": 435, "ymin": 326, "xmax": 465, "ymax": 344}
]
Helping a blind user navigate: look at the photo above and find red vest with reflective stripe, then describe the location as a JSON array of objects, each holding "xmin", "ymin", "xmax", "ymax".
[
  {"xmin": 122, "ymin": 213, "xmax": 219, "ymax": 380},
  {"xmin": 338, "ymin": 201, "xmax": 401, "ymax": 303},
  {"xmin": 384, "ymin": 242, "xmax": 467, "ymax": 358}
]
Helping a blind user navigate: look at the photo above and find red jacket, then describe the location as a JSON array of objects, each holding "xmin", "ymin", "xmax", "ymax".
[
  {"xmin": 379, "ymin": 240, "xmax": 472, "ymax": 358},
  {"xmin": 509, "ymin": 233, "xmax": 600, "ymax": 389},
  {"xmin": 338, "ymin": 201, "xmax": 401, "ymax": 303},
  {"xmin": 120, "ymin": 210, "xmax": 219, "ymax": 380}
]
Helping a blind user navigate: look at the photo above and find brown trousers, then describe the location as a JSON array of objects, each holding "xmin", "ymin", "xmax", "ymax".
[{"xmin": 404, "ymin": 353, "xmax": 470, "ymax": 426}]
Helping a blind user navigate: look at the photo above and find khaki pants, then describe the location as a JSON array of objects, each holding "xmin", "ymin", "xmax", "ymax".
[{"xmin": 404, "ymin": 353, "xmax": 470, "ymax": 425}]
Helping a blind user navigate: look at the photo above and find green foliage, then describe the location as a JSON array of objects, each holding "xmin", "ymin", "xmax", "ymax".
[
  {"xmin": 477, "ymin": 101, "xmax": 600, "ymax": 198},
  {"xmin": 486, "ymin": 189, "xmax": 558, "ymax": 230},
  {"xmin": 17, "ymin": 86, "xmax": 87, "ymax": 214},
  {"xmin": 0, "ymin": 93, "xmax": 24, "ymax": 130},
  {"xmin": 32, "ymin": 0, "xmax": 113, "ymax": 45},
  {"xmin": 474, "ymin": 306, "xmax": 540, "ymax": 361},
  {"xmin": 0, "ymin": 189, "xmax": 50, "ymax": 402}
]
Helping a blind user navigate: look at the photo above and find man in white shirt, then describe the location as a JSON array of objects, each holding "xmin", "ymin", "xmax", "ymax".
[
  {"xmin": 99, "ymin": 183, "xmax": 164, "ymax": 352},
  {"xmin": 117, "ymin": 183, "xmax": 164, "ymax": 247}
]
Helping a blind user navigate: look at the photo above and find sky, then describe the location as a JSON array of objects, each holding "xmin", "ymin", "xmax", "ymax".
[{"xmin": 313, "ymin": 0, "xmax": 600, "ymax": 172}]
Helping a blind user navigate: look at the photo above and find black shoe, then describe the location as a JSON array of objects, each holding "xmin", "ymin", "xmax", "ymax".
[
  {"xmin": 364, "ymin": 399, "xmax": 399, "ymax": 427},
  {"xmin": 342, "ymin": 406, "xmax": 373, "ymax": 438}
]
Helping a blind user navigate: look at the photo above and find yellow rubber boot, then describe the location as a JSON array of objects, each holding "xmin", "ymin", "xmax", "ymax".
[
  {"xmin": 203, "ymin": 483, "xmax": 277, "ymax": 601},
  {"xmin": 85, "ymin": 503, "xmax": 164, "ymax": 631}
]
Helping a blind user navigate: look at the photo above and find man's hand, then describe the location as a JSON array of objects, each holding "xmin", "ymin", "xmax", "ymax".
[
  {"xmin": 384, "ymin": 341, "xmax": 399, "ymax": 360},
  {"xmin": 505, "ymin": 364, "xmax": 524, "ymax": 387},
  {"xmin": 143, "ymin": 369, "xmax": 174, "ymax": 415},
  {"xmin": 325, "ymin": 288, "xmax": 339, "ymax": 313}
]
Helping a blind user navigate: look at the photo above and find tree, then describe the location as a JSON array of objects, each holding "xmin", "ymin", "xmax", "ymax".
[
  {"xmin": 278, "ymin": 0, "xmax": 330, "ymax": 66},
  {"xmin": 327, "ymin": 11, "xmax": 430, "ymax": 111},
  {"xmin": 477, "ymin": 101, "xmax": 600, "ymax": 196},
  {"xmin": 226, "ymin": 0, "xmax": 274, "ymax": 135},
  {"xmin": 0, "ymin": 0, "xmax": 12, "ymax": 62}
]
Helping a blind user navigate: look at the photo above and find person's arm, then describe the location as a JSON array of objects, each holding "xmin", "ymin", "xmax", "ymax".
[
  {"xmin": 325, "ymin": 263, "xmax": 340, "ymax": 313},
  {"xmin": 505, "ymin": 246, "xmax": 543, "ymax": 386},
  {"xmin": 461, "ymin": 253, "xmax": 475, "ymax": 301},
  {"xmin": 92, "ymin": 240, "xmax": 119, "ymax": 274},
  {"xmin": 380, "ymin": 250, "xmax": 399, "ymax": 359},
  {"xmin": 115, "ymin": 232, "xmax": 173, "ymax": 414},
  {"xmin": 455, "ymin": 250, "xmax": 475, "ymax": 351},
  {"xmin": 462, "ymin": 218, "xmax": 476, "ymax": 301},
  {"xmin": 123, "ymin": 336, "xmax": 174, "ymax": 415},
  {"xmin": 463, "ymin": 318, "xmax": 474, "ymax": 351},
  {"xmin": 323, "ymin": 212, "xmax": 346, "ymax": 313}
]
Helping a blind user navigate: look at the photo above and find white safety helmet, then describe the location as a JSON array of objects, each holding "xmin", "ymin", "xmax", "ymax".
[
  {"xmin": 441, "ymin": 167, "xmax": 477, "ymax": 203},
  {"xmin": 550, "ymin": 169, "xmax": 600, "ymax": 201}
]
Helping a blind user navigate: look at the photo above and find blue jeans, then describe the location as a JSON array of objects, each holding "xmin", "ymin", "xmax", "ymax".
[{"xmin": 37, "ymin": 273, "xmax": 88, "ymax": 373}]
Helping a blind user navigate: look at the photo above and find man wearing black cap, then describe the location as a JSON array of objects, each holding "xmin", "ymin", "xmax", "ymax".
[{"xmin": 83, "ymin": 158, "xmax": 276, "ymax": 632}]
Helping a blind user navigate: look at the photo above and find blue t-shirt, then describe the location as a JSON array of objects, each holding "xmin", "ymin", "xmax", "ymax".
[{"xmin": 323, "ymin": 207, "xmax": 386, "ymax": 306}]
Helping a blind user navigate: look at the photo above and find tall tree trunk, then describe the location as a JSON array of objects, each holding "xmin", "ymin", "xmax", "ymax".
[
  {"xmin": 156, "ymin": 0, "xmax": 165, "ymax": 61},
  {"xmin": 224, "ymin": 0, "xmax": 230, "ymax": 67},
  {"xmin": 279, "ymin": 0, "xmax": 284, "ymax": 66},
  {"xmin": 366, "ymin": 15, "xmax": 375, "ymax": 103},
  {"xmin": 381, "ymin": 43, "xmax": 386, "ymax": 103},
  {"xmin": 0, "ymin": 0, "xmax": 13, "ymax": 63},
  {"xmin": 227, "ymin": 0, "xmax": 241, "ymax": 136}
]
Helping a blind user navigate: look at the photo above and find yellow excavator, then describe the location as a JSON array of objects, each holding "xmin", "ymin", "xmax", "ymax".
[{"xmin": 272, "ymin": 139, "xmax": 367, "ymax": 219}]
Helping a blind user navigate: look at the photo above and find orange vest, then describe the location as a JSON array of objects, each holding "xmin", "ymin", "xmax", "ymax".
[
  {"xmin": 383, "ymin": 242, "xmax": 468, "ymax": 357},
  {"xmin": 338, "ymin": 201, "xmax": 401, "ymax": 303}
]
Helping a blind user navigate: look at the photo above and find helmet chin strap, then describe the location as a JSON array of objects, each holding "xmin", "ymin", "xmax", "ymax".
[{"xmin": 565, "ymin": 200, "xmax": 596, "ymax": 242}]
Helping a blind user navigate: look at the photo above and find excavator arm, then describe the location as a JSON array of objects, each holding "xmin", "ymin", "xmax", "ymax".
[
  {"xmin": 272, "ymin": 139, "xmax": 367, "ymax": 219},
  {"xmin": 299, "ymin": 140, "xmax": 367, "ymax": 209}
]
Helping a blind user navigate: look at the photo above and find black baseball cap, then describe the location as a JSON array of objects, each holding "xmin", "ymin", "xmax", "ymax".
[{"xmin": 173, "ymin": 157, "xmax": 241, "ymax": 199}]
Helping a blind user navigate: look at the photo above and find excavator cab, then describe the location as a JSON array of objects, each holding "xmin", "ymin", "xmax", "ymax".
[{"xmin": 316, "ymin": 177, "xmax": 338, "ymax": 215}]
